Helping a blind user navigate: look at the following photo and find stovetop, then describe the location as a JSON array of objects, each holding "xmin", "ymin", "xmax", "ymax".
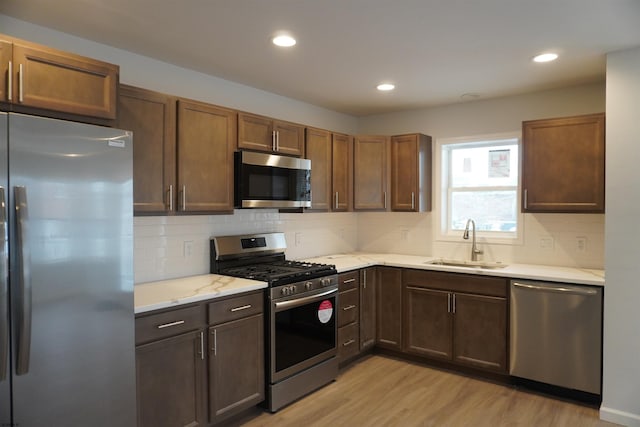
[
  {"xmin": 219, "ymin": 259, "xmax": 336, "ymax": 287},
  {"xmin": 210, "ymin": 232, "xmax": 336, "ymax": 287}
]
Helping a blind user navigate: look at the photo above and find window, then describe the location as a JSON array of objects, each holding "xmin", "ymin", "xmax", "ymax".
[{"xmin": 440, "ymin": 135, "xmax": 520, "ymax": 240}]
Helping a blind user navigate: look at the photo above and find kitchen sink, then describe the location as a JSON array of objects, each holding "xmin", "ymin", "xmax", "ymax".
[{"xmin": 424, "ymin": 259, "xmax": 508, "ymax": 269}]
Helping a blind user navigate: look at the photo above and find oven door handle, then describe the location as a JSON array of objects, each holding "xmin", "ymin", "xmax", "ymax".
[{"xmin": 274, "ymin": 288, "xmax": 338, "ymax": 311}]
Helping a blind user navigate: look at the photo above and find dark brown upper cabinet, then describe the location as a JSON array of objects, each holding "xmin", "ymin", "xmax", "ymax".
[{"xmin": 522, "ymin": 113, "xmax": 605, "ymax": 213}]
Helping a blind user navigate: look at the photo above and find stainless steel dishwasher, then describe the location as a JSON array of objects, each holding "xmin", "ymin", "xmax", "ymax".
[{"xmin": 509, "ymin": 280, "xmax": 602, "ymax": 395}]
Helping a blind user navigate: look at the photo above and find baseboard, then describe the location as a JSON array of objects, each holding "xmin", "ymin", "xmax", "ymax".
[{"xmin": 600, "ymin": 406, "xmax": 640, "ymax": 426}]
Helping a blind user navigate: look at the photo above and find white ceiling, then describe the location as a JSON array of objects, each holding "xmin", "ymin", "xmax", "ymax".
[{"xmin": 2, "ymin": 0, "xmax": 640, "ymax": 116}]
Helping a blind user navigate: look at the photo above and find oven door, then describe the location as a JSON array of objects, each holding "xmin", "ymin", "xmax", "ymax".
[
  {"xmin": 235, "ymin": 151, "xmax": 311, "ymax": 208},
  {"xmin": 270, "ymin": 287, "xmax": 337, "ymax": 383}
]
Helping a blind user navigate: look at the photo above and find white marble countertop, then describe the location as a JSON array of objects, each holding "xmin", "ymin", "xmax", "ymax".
[
  {"xmin": 302, "ymin": 253, "xmax": 605, "ymax": 287},
  {"xmin": 134, "ymin": 274, "xmax": 267, "ymax": 314},
  {"xmin": 134, "ymin": 253, "xmax": 604, "ymax": 315}
]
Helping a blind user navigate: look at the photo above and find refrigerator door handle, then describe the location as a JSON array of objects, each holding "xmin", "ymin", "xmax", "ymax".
[
  {"xmin": 14, "ymin": 186, "xmax": 32, "ymax": 375},
  {"xmin": 0, "ymin": 187, "xmax": 8, "ymax": 381}
]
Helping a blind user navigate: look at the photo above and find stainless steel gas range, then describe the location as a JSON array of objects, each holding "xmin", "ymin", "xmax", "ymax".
[{"xmin": 210, "ymin": 233, "xmax": 339, "ymax": 412}]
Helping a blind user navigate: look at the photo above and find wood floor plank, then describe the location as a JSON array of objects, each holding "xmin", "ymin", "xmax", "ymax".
[{"xmin": 231, "ymin": 355, "xmax": 618, "ymax": 427}]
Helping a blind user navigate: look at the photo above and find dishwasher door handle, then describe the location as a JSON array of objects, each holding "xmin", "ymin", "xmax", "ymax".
[{"xmin": 512, "ymin": 281, "xmax": 598, "ymax": 296}]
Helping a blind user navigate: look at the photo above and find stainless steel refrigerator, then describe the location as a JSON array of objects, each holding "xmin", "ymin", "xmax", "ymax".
[{"xmin": 0, "ymin": 112, "xmax": 136, "ymax": 426}]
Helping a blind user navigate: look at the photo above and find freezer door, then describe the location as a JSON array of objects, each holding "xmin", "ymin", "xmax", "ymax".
[
  {"xmin": 0, "ymin": 113, "xmax": 10, "ymax": 427},
  {"xmin": 8, "ymin": 114, "xmax": 136, "ymax": 427}
]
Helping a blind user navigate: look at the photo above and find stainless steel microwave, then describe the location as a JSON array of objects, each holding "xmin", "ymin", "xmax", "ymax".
[{"xmin": 235, "ymin": 151, "xmax": 311, "ymax": 208}]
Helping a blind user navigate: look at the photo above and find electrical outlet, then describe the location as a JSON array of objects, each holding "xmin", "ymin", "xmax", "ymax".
[
  {"xmin": 576, "ymin": 237, "xmax": 587, "ymax": 253},
  {"xmin": 295, "ymin": 232, "xmax": 302, "ymax": 247},
  {"xmin": 400, "ymin": 229, "xmax": 409, "ymax": 241},
  {"xmin": 183, "ymin": 240, "xmax": 194, "ymax": 258},
  {"xmin": 539, "ymin": 237, "xmax": 554, "ymax": 249}
]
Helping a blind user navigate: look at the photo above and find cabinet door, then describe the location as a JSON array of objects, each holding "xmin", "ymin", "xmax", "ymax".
[
  {"xmin": 332, "ymin": 133, "xmax": 352, "ymax": 211},
  {"xmin": 305, "ymin": 127, "xmax": 332, "ymax": 210},
  {"xmin": 177, "ymin": 100, "xmax": 236, "ymax": 212},
  {"xmin": 522, "ymin": 113, "xmax": 605, "ymax": 213},
  {"xmin": 118, "ymin": 85, "xmax": 176, "ymax": 214},
  {"xmin": 238, "ymin": 112, "xmax": 273, "ymax": 152},
  {"xmin": 391, "ymin": 133, "xmax": 432, "ymax": 212},
  {"xmin": 0, "ymin": 40, "xmax": 11, "ymax": 103},
  {"xmin": 12, "ymin": 42, "xmax": 118, "ymax": 119},
  {"xmin": 376, "ymin": 267, "xmax": 402, "ymax": 350},
  {"xmin": 404, "ymin": 287, "xmax": 452, "ymax": 360},
  {"xmin": 391, "ymin": 134, "xmax": 418, "ymax": 211},
  {"xmin": 360, "ymin": 267, "xmax": 377, "ymax": 350},
  {"xmin": 274, "ymin": 120, "xmax": 304, "ymax": 156},
  {"xmin": 452, "ymin": 293, "xmax": 507, "ymax": 372},
  {"xmin": 354, "ymin": 135, "xmax": 388, "ymax": 210},
  {"xmin": 136, "ymin": 331, "xmax": 206, "ymax": 427},
  {"xmin": 209, "ymin": 314, "xmax": 264, "ymax": 424}
]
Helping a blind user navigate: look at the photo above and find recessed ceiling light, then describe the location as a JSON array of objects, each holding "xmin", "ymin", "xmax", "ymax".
[
  {"xmin": 377, "ymin": 83, "xmax": 395, "ymax": 91},
  {"xmin": 533, "ymin": 53, "xmax": 558, "ymax": 63},
  {"xmin": 272, "ymin": 34, "xmax": 296, "ymax": 47}
]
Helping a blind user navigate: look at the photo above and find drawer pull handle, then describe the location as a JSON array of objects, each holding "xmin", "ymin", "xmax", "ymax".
[
  {"xmin": 343, "ymin": 278, "xmax": 356, "ymax": 284},
  {"xmin": 230, "ymin": 304, "xmax": 252, "ymax": 312},
  {"xmin": 157, "ymin": 320, "xmax": 185, "ymax": 329},
  {"xmin": 343, "ymin": 339, "xmax": 356, "ymax": 347},
  {"xmin": 342, "ymin": 305, "xmax": 356, "ymax": 311}
]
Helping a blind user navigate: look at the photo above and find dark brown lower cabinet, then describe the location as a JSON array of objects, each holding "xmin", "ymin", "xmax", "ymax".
[
  {"xmin": 401, "ymin": 269, "xmax": 508, "ymax": 373},
  {"xmin": 208, "ymin": 314, "xmax": 264, "ymax": 425},
  {"xmin": 337, "ymin": 271, "xmax": 360, "ymax": 364},
  {"xmin": 136, "ymin": 330, "xmax": 206, "ymax": 427},
  {"xmin": 338, "ymin": 322, "xmax": 360, "ymax": 362},
  {"xmin": 359, "ymin": 267, "xmax": 377, "ymax": 350},
  {"xmin": 376, "ymin": 267, "xmax": 402, "ymax": 350},
  {"xmin": 404, "ymin": 286, "xmax": 451, "ymax": 360},
  {"xmin": 452, "ymin": 293, "xmax": 507, "ymax": 371},
  {"xmin": 135, "ymin": 291, "xmax": 265, "ymax": 427}
]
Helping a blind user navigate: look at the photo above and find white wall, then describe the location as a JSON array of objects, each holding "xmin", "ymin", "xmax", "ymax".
[
  {"xmin": 357, "ymin": 83, "xmax": 606, "ymax": 269},
  {"xmin": 600, "ymin": 47, "xmax": 640, "ymax": 426}
]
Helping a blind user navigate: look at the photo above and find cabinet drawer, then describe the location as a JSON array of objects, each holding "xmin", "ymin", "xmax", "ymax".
[
  {"xmin": 338, "ymin": 322, "xmax": 360, "ymax": 362},
  {"xmin": 136, "ymin": 305, "xmax": 205, "ymax": 345},
  {"xmin": 338, "ymin": 288, "xmax": 359, "ymax": 327},
  {"xmin": 403, "ymin": 269, "xmax": 507, "ymax": 297},
  {"xmin": 338, "ymin": 270, "xmax": 360, "ymax": 292},
  {"xmin": 208, "ymin": 291, "xmax": 263, "ymax": 325}
]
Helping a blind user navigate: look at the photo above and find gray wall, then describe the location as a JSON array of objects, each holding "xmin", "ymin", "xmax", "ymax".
[{"xmin": 601, "ymin": 46, "xmax": 640, "ymax": 426}]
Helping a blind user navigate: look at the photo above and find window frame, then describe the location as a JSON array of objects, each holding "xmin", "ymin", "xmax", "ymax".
[{"xmin": 435, "ymin": 132, "xmax": 524, "ymax": 245}]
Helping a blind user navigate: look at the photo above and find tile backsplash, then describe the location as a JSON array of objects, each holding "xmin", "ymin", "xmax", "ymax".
[
  {"xmin": 134, "ymin": 211, "xmax": 357, "ymax": 283},
  {"xmin": 356, "ymin": 212, "xmax": 605, "ymax": 269},
  {"xmin": 135, "ymin": 210, "xmax": 604, "ymax": 284}
]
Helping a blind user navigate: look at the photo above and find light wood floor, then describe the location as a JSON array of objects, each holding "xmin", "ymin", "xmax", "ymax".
[{"xmin": 233, "ymin": 355, "xmax": 618, "ymax": 427}]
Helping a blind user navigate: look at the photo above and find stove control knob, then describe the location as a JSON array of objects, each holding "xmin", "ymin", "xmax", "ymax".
[
  {"xmin": 281, "ymin": 287, "xmax": 289, "ymax": 296},
  {"xmin": 305, "ymin": 282, "xmax": 313, "ymax": 291},
  {"xmin": 321, "ymin": 278, "xmax": 329, "ymax": 287},
  {"xmin": 291, "ymin": 285, "xmax": 297, "ymax": 293}
]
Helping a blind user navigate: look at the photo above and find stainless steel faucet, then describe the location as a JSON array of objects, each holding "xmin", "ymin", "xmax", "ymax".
[{"xmin": 463, "ymin": 219, "xmax": 483, "ymax": 261}]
